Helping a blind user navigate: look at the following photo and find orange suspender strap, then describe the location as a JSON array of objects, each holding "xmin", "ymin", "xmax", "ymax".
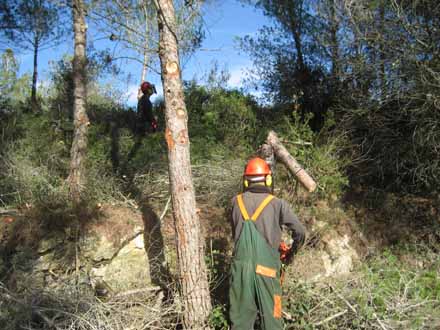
[
  {"xmin": 237, "ymin": 194, "xmax": 274, "ymax": 222},
  {"xmin": 251, "ymin": 195, "xmax": 274, "ymax": 221},
  {"xmin": 237, "ymin": 194, "xmax": 250, "ymax": 220}
]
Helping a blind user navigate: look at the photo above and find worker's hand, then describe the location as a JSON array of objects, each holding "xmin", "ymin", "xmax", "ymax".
[
  {"xmin": 284, "ymin": 249, "xmax": 295, "ymax": 265},
  {"xmin": 279, "ymin": 241, "xmax": 292, "ymax": 264}
]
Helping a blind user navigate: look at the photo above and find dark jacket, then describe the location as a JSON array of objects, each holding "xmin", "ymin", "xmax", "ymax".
[
  {"xmin": 137, "ymin": 94, "xmax": 154, "ymax": 123},
  {"xmin": 230, "ymin": 185, "xmax": 306, "ymax": 254}
]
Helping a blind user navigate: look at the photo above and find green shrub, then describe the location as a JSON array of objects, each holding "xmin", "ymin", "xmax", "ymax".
[
  {"xmin": 0, "ymin": 110, "xmax": 125, "ymax": 209},
  {"xmin": 186, "ymin": 83, "xmax": 258, "ymax": 152},
  {"xmin": 209, "ymin": 304, "xmax": 229, "ymax": 330}
]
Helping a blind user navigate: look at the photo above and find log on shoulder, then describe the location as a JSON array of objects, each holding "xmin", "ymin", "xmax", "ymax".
[{"xmin": 263, "ymin": 131, "xmax": 317, "ymax": 193}]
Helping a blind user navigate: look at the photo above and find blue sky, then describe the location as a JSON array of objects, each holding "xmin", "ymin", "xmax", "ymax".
[{"xmin": 14, "ymin": 1, "xmax": 271, "ymax": 106}]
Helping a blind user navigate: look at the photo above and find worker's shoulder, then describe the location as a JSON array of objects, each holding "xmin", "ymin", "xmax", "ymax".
[
  {"xmin": 230, "ymin": 192, "xmax": 285, "ymax": 204},
  {"xmin": 270, "ymin": 195, "xmax": 292, "ymax": 208}
]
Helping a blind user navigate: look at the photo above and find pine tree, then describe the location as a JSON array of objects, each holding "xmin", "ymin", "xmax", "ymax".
[
  {"xmin": 0, "ymin": 0, "xmax": 67, "ymax": 112},
  {"xmin": 155, "ymin": 0, "xmax": 212, "ymax": 327},
  {"xmin": 67, "ymin": 0, "xmax": 89, "ymax": 202}
]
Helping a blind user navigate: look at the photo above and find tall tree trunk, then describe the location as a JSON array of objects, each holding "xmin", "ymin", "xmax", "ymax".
[
  {"xmin": 329, "ymin": 0, "xmax": 340, "ymax": 79},
  {"xmin": 155, "ymin": 0, "xmax": 212, "ymax": 328},
  {"xmin": 379, "ymin": 1, "xmax": 386, "ymax": 98},
  {"xmin": 289, "ymin": 1, "xmax": 305, "ymax": 70},
  {"xmin": 68, "ymin": 0, "xmax": 89, "ymax": 203},
  {"xmin": 31, "ymin": 36, "xmax": 39, "ymax": 112}
]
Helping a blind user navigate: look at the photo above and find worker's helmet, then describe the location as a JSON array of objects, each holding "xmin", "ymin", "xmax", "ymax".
[
  {"xmin": 243, "ymin": 157, "xmax": 272, "ymax": 187},
  {"xmin": 140, "ymin": 81, "xmax": 155, "ymax": 94}
]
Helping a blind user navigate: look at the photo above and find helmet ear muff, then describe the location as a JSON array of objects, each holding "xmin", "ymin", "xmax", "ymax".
[
  {"xmin": 265, "ymin": 175, "xmax": 272, "ymax": 187},
  {"xmin": 244, "ymin": 179, "xmax": 249, "ymax": 188}
]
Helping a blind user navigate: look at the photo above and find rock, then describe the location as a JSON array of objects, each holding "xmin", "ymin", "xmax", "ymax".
[
  {"xmin": 90, "ymin": 235, "xmax": 151, "ymax": 293},
  {"xmin": 37, "ymin": 235, "xmax": 64, "ymax": 254},
  {"xmin": 5, "ymin": 204, "xmax": 155, "ymax": 297},
  {"xmin": 81, "ymin": 207, "xmax": 144, "ymax": 263},
  {"xmin": 82, "ymin": 235, "xmax": 117, "ymax": 262},
  {"xmin": 34, "ymin": 253, "xmax": 54, "ymax": 271},
  {"xmin": 320, "ymin": 233, "xmax": 359, "ymax": 277},
  {"xmin": 134, "ymin": 234, "xmax": 144, "ymax": 249}
]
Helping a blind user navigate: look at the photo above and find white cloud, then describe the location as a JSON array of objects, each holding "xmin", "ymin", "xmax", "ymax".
[
  {"xmin": 228, "ymin": 66, "xmax": 246, "ymax": 88},
  {"xmin": 125, "ymin": 84, "xmax": 139, "ymax": 106},
  {"xmin": 228, "ymin": 60, "xmax": 257, "ymax": 89},
  {"xmin": 227, "ymin": 63, "xmax": 264, "ymax": 100}
]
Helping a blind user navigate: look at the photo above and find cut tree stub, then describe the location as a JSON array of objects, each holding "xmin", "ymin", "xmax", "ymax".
[
  {"xmin": 166, "ymin": 61, "xmax": 179, "ymax": 76},
  {"xmin": 176, "ymin": 109, "xmax": 186, "ymax": 118}
]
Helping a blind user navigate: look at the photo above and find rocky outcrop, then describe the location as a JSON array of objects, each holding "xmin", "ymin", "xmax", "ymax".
[
  {"xmin": 320, "ymin": 230, "xmax": 359, "ymax": 277},
  {"xmin": 30, "ymin": 205, "xmax": 154, "ymax": 295},
  {"xmin": 290, "ymin": 202, "xmax": 365, "ymax": 282},
  {"xmin": 89, "ymin": 233, "xmax": 152, "ymax": 293}
]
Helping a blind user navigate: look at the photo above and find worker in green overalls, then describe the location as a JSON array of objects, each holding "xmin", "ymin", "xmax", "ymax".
[{"xmin": 229, "ymin": 157, "xmax": 306, "ymax": 330}]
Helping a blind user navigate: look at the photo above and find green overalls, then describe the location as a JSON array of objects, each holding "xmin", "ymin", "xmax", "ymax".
[{"xmin": 229, "ymin": 194, "xmax": 283, "ymax": 330}]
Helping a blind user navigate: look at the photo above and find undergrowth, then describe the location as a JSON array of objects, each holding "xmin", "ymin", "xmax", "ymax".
[
  {"xmin": 208, "ymin": 242, "xmax": 440, "ymax": 330},
  {"xmin": 284, "ymin": 243, "xmax": 440, "ymax": 330},
  {"xmin": 0, "ymin": 280, "xmax": 181, "ymax": 330},
  {"xmin": 2, "ymin": 77, "xmax": 438, "ymax": 330}
]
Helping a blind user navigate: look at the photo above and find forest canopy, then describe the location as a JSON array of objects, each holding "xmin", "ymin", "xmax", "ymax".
[{"xmin": 240, "ymin": 0, "xmax": 440, "ymax": 193}]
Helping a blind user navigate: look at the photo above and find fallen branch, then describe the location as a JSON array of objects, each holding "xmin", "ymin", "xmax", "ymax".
[
  {"xmin": 401, "ymin": 299, "xmax": 437, "ymax": 312},
  {"xmin": 313, "ymin": 309, "xmax": 348, "ymax": 326},
  {"xmin": 0, "ymin": 208, "xmax": 19, "ymax": 215},
  {"xmin": 329, "ymin": 284, "xmax": 357, "ymax": 314},
  {"xmin": 117, "ymin": 191, "xmax": 139, "ymax": 209},
  {"xmin": 281, "ymin": 139, "xmax": 313, "ymax": 146},
  {"xmin": 373, "ymin": 312, "xmax": 388, "ymax": 330},
  {"xmin": 263, "ymin": 131, "xmax": 317, "ymax": 192},
  {"xmin": 0, "ymin": 288, "xmax": 60, "ymax": 329},
  {"xmin": 159, "ymin": 196, "xmax": 171, "ymax": 221},
  {"xmin": 112, "ymin": 286, "xmax": 161, "ymax": 300},
  {"xmin": 282, "ymin": 311, "xmax": 294, "ymax": 320}
]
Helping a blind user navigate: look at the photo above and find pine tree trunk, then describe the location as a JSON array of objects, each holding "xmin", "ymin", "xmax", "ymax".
[
  {"xmin": 379, "ymin": 1, "xmax": 386, "ymax": 98},
  {"xmin": 68, "ymin": 0, "xmax": 89, "ymax": 203},
  {"xmin": 290, "ymin": 2, "xmax": 305, "ymax": 70},
  {"xmin": 329, "ymin": 0, "xmax": 340, "ymax": 79},
  {"xmin": 31, "ymin": 36, "xmax": 39, "ymax": 112},
  {"xmin": 155, "ymin": 0, "xmax": 212, "ymax": 328}
]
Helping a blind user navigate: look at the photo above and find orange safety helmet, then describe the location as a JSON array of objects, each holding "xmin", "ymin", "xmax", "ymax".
[
  {"xmin": 140, "ymin": 81, "xmax": 151, "ymax": 93},
  {"xmin": 244, "ymin": 157, "xmax": 271, "ymax": 176},
  {"xmin": 140, "ymin": 81, "xmax": 157, "ymax": 94}
]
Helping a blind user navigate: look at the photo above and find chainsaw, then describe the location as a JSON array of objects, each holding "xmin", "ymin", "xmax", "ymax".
[{"xmin": 279, "ymin": 240, "xmax": 293, "ymax": 285}]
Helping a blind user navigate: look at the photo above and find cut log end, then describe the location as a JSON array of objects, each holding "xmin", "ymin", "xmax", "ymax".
[{"xmin": 296, "ymin": 169, "xmax": 317, "ymax": 192}]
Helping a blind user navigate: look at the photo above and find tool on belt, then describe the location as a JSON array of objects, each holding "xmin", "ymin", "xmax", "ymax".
[{"xmin": 151, "ymin": 118, "xmax": 158, "ymax": 131}]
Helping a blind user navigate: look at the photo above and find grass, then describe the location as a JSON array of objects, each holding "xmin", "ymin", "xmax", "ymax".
[{"xmin": 281, "ymin": 244, "xmax": 440, "ymax": 330}]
